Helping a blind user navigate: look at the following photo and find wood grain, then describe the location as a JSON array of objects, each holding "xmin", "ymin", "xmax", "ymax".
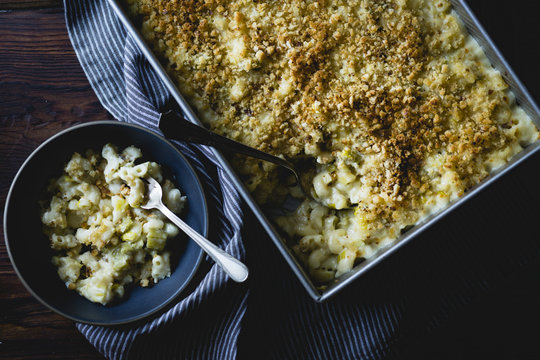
[
  {"xmin": 0, "ymin": 6, "xmax": 108, "ymax": 360},
  {"xmin": 0, "ymin": 0, "xmax": 62, "ymax": 10},
  {"xmin": 0, "ymin": 7, "xmax": 113, "ymax": 208}
]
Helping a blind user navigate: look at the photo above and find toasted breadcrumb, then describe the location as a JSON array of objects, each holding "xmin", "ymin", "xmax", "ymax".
[{"xmin": 127, "ymin": 0, "xmax": 539, "ymax": 281}]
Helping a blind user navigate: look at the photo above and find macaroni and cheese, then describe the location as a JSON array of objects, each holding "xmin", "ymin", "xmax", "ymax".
[
  {"xmin": 41, "ymin": 144, "xmax": 185, "ymax": 305},
  {"xmin": 127, "ymin": 0, "xmax": 539, "ymax": 282}
]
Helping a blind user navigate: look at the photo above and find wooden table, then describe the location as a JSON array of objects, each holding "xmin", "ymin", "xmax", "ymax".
[
  {"xmin": 0, "ymin": 1, "xmax": 110, "ymax": 359},
  {"xmin": 1, "ymin": 1, "xmax": 539, "ymax": 359}
]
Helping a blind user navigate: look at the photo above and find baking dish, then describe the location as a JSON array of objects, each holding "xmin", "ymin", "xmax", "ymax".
[{"xmin": 106, "ymin": 0, "xmax": 540, "ymax": 302}]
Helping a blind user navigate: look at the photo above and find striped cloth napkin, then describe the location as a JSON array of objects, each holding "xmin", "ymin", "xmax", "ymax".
[{"xmin": 64, "ymin": 0, "xmax": 540, "ymax": 359}]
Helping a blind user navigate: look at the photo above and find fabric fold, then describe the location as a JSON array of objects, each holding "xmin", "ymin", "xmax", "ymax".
[{"xmin": 65, "ymin": 0, "xmax": 247, "ymax": 358}]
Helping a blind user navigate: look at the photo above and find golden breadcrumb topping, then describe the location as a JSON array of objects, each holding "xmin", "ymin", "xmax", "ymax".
[{"xmin": 127, "ymin": 0, "xmax": 539, "ymax": 282}]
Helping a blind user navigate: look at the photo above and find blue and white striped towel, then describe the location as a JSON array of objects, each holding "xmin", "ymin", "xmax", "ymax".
[{"xmin": 65, "ymin": 0, "xmax": 540, "ymax": 359}]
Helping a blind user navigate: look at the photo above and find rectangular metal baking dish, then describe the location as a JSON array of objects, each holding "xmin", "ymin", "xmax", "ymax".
[{"xmin": 107, "ymin": 0, "xmax": 540, "ymax": 302}]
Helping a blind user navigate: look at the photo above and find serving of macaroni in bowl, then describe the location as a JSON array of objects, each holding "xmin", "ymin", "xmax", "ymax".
[
  {"xmin": 4, "ymin": 121, "xmax": 207, "ymax": 324},
  {"xmin": 124, "ymin": 0, "xmax": 540, "ymax": 287},
  {"xmin": 41, "ymin": 144, "xmax": 186, "ymax": 305}
]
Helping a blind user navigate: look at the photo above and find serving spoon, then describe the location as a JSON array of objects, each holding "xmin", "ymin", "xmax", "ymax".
[
  {"xmin": 142, "ymin": 176, "xmax": 249, "ymax": 283},
  {"xmin": 158, "ymin": 110, "xmax": 348, "ymax": 209}
]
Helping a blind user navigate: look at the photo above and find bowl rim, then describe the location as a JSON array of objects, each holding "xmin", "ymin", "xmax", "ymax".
[{"xmin": 3, "ymin": 120, "xmax": 209, "ymax": 325}]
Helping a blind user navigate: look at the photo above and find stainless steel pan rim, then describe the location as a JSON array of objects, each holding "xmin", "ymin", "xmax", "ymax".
[{"xmin": 106, "ymin": 0, "xmax": 540, "ymax": 302}]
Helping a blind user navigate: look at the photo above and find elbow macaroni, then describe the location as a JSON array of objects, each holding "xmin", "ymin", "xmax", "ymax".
[
  {"xmin": 42, "ymin": 144, "xmax": 186, "ymax": 305},
  {"xmin": 127, "ymin": 0, "xmax": 540, "ymax": 283}
]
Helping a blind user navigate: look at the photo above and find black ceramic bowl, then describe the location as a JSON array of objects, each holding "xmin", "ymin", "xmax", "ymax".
[{"xmin": 4, "ymin": 121, "xmax": 207, "ymax": 325}]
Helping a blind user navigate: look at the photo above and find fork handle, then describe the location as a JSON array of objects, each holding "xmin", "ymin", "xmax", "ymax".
[{"xmin": 157, "ymin": 203, "xmax": 249, "ymax": 283}]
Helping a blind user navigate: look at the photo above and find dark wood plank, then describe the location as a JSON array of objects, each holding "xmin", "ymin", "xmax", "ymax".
[
  {"xmin": 0, "ymin": 7, "xmax": 113, "ymax": 207},
  {"xmin": 0, "ymin": 1, "xmax": 62, "ymax": 10},
  {"xmin": 0, "ymin": 7, "xmax": 109, "ymax": 360}
]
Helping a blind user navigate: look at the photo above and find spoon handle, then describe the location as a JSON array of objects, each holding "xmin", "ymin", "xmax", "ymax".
[
  {"xmin": 157, "ymin": 202, "xmax": 249, "ymax": 283},
  {"xmin": 159, "ymin": 110, "xmax": 300, "ymax": 183}
]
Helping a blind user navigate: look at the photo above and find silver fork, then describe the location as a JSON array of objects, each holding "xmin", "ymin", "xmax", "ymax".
[{"xmin": 141, "ymin": 176, "xmax": 249, "ymax": 283}]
